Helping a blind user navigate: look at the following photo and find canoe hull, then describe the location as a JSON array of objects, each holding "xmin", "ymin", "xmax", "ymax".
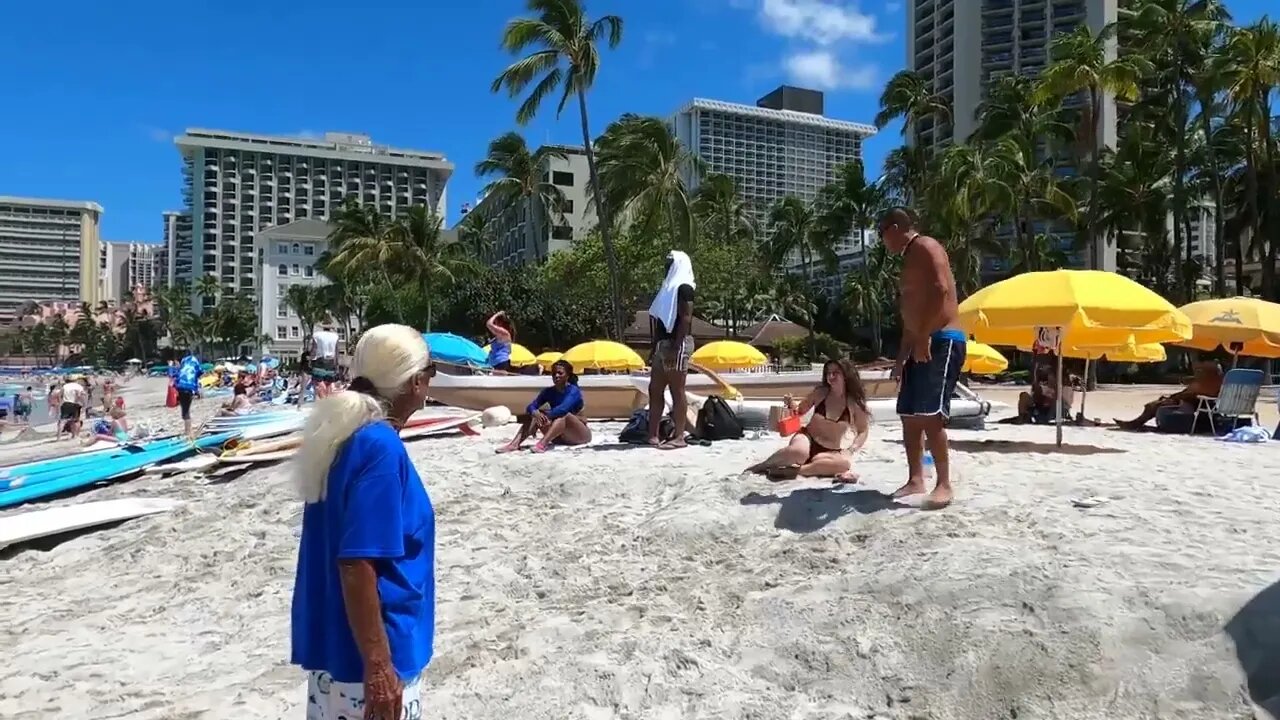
[{"xmin": 427, "ymin": 370, "xmax": 895, "ymax": 420}]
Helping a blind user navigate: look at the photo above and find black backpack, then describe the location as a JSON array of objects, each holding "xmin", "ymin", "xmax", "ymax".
[
  {"xmin": 619, "ymin": 409, "xmax": 676, "ymax": 444},
  {"xmin": 695, "ymin": 395, "xmax": 745, "ymax": 441}
]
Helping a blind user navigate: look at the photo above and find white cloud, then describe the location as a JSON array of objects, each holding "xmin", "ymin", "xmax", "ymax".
[
  {"xmin": 758, "ymin": 0, "xmax": 888, "ymax": 45},
  {"xmin": 783, "ymin": 49, "xmax": 878, "ymax": 90}
]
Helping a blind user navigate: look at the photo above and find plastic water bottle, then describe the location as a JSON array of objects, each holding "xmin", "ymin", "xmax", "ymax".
[{"xmin": 923, "ymin": 451, "xmax": 935, "ymax": 479}]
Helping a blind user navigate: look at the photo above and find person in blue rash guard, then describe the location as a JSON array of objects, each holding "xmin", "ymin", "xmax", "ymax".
[
  {"xmin": 496, "ymin": 359, "xmax": 591, "ymax": 453},
  {"xmin": 290, "ymin": 324, "xmax": 437, "ymax": 720}
]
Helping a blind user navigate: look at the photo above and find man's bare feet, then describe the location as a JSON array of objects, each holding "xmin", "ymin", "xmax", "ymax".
[
  {"xmin": 658, "ymin": 439, "xmax": 687, "ymax": 450},
  {"xmin": 495, "ymin": 442, "xmax": 519, "ymax": 454},
  {"xmin": 892, "ymin": 478, "xmax": 926, "ymax": 498},
  {"xmin": 833, "ymin": 471, "xmax": 859, "ymax": 484},
  {"xmin": 922, "ymin": 484, "xmax": 953, "ymax": 510}
]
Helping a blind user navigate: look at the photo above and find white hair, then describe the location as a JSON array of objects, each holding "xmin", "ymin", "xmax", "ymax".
[{"xmin": 293, "ymin": 324, "xmax": 429, "ymax": 503}]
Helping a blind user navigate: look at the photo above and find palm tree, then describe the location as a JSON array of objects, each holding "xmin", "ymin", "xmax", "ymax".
[
  {"xmin": 492, "ymin": 0, "xmax": 626, "ymax": 337},
  {"xmin": 933, "ymin": 143, "xmax": 1012, "ymax": 294},
  {"xmin": 595, "ymin": 114, "xmax": 702, "ymax": 249},
  {"xmin": 387, "ymin": 205, "xmax": 472, "ymax": 329},
  {"xmin": 194, "ymin": 274, "xmax": 221, "ymax": 315},
  {"xmin": 1122, "ymin": 0, "xmax": 1231, "ymax": 299},
  {"xmin": 692, "ymin": 174, "xmax": 755, "ymax": 248},
  {"xmin": 475, "ymin": 132, "xmax": 568, "ymax": 261},
  {"xmin": 1037, "ymin": 24, "xmax": 1150, "ymax": 270},
  {"xmin": 1218, "ymin": 19, "xmax": 1280, "ymax": 298},
  {"xmin": 875, "ymin": 69, "xmax": 953, "ymax": 138},
  {"xmin": 285, "ymin": 284, "xmax": 331, "ymax": 347},
  {"xmin": 818, "ymin": 160, "xmax": 886, "ymax": 344},
  {"xmin": 766, "ymin": 197, "xmax": 832, "ymax": 354}
]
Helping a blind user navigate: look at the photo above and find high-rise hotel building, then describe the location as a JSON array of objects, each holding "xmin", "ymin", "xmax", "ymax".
[
  {"xmin": 173, "ymin": 129, "xmax": 453, "ymax": 311},
  {"xmin": 671, "ymin": 86, "xmax": 878, "ymax": 294},
  {"xmin": 907, "ymin": 0, "xmax": 1118, "ymax": 271},
  {"xmin": 0, "ymin": 196, "xmax": 103, "ymax": 321}
]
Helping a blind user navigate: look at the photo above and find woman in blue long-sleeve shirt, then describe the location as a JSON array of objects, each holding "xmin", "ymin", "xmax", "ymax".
[{"xmin": 496, "ymin": 359, "xmax": 592, "ymax": 453}]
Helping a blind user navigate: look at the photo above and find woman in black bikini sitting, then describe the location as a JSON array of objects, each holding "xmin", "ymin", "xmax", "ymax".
[{"xmin": 745, "ymin": 358, "xmax": 871, "ymax": 482}]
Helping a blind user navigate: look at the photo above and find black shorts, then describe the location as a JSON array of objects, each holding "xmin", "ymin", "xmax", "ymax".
[
  {"xmin": 177, "ymin": 390, "xmax": 195, "ymax": 420},
  {"xmin": 492, "ymin": 360, "xmax": 513, "ymax": 372},
  {"xmin": 897, "ymin": 332, "xmax": 966, "ymax": 418},
  {"xmin": 59, "ymin": 402, "xmax": 82, "ymax": 421},
  {"xmin": 310, "ymin": 358, "xmax": 336, "ymax": 381}
]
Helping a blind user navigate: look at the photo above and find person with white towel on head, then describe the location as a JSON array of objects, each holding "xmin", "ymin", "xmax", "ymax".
[{"xmin": 646, "ymin": 250, "xmax": 696, "ymax": 449}]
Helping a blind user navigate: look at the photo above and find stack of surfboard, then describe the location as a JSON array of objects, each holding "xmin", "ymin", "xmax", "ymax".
[
  {"xmin": 201, "ymin": 410, "xmax": 307, "ymax": 442},
  {"xmin": 0, "ymin": 432, "xmax": 239, "ymax": 509},
  {"xmin": 212, "ymin": 412, "xmax": 483, "ymax": 467}
]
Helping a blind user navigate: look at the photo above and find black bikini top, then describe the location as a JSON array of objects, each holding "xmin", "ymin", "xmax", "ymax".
[{"xmin": 814, "ymin": 396, "xmax": 852, "ymax": 424}]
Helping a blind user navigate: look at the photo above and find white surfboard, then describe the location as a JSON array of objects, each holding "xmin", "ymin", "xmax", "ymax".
[
  {"xmin": 142, "ymin": 454, "xmax": 218, "ymax": 476},
  {"xmin": 0, "ymin": 498, "xmax": 184, "ymax": 551},
  {"xmin": 215, "ymin": 413, "xmax": 482, "ymax": 466}
]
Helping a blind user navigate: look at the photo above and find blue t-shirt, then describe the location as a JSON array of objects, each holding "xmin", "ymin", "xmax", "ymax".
[
  {"xmin": 527, "ymin": 383, "xmax": 584, "ymax": 418},
  {"xmin": 175, "ymin": 355, "xmax": 201, "ymax": 392},
  {"xmin": 291, "ymin": 421, "xmax": 435, "ymax": 684}
]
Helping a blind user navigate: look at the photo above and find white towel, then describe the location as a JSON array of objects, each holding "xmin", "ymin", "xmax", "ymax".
[{"xmin": 648, "ymin": 250, "xmax": 696, "ymax": 334}]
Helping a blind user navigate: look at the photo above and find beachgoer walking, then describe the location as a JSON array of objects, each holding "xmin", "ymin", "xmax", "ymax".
[
  {"xmin": 310, "ymin": 327, "xmax": 340, "ymax": 400},
  {"xmin": 496, "ymin": 359, "xmax": 591, "ymax": 453},
  {"xmin": 60, "ymin": 378, "xmax": 87, "ymax": 439},
  {"xmin": 174, "ymin": 350, "xmax": 202, "ymax": 437},
  {"xmin": 486, "ymin": 311, "xmax": 515, "ymax": 372},
  {"xmin": 879, "ymin": 207, "xmax": 964, "ymax": 509},
  {"xmin": 296, "ymin": 349, "xmax": 312, "ymax": 411},
  {"xmin": 646, "ymin": 250, "xmax": 696, "ymax": 450},
  {"xmin": 745, "ymin": 359, "xmax": 871, "ymax": 481},
  {"xmin": 290, "ymin": 324, "xmax": 437, "ymax": 720},
  {"xmin": 15, "ymin": 387, "xmax": 33, "ymax": 424}
]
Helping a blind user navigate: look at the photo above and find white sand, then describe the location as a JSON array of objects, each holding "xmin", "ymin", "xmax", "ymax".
[{"xmin": 1, "ymin": 380, "xmax": 1279, "ymax": 719}]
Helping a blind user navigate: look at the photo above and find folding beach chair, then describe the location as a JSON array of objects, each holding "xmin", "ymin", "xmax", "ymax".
[{"xmin": 1191, "ymin": 368, "xmax": 1264, "ymax": 436}]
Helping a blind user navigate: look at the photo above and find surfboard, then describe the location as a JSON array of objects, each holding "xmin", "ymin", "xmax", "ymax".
[
  {"xmin": 214, "ymin": 413, "xmax": 481, "ymax": 466},
  {"xmin": 141, "ymin": 454, "xmax": 219, "ymax": 476},
  {"xmin": 0, "ymin": 497, "xmax": 184, "ymax": 551}
]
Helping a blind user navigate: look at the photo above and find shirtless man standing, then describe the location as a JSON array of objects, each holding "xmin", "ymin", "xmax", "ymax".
[{"xmin": 878, "ymin": 207, "xmax": 965, "ymax": 509}]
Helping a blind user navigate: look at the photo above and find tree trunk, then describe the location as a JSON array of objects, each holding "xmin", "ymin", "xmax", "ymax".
[
  {"xmin": 1197, "ymin": 95, "xmax": 1228, "ymax": 295},
  {"xmin": 1172, "ymin": 92, "xmax": 1190, "ymax": 301},
  {"xmin": 1243, "ymin": 121, "xmax": 1261, "ymax": 296},
  {"xmin": 1083, "ymin": 88, "xmax": 1105, "ymax": 271},
  {"xmin": 576, "ymin": 89, "xmax": 624, "ymax": 339},
  {"xmin": 1260, "ymin": 94, "xmax": 1277, "ymax": 301}
]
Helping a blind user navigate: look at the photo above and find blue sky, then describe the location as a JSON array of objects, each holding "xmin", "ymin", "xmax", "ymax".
[{"xmin": 0, "ymin": 0, "xmax": 1270, "ymax": 243}]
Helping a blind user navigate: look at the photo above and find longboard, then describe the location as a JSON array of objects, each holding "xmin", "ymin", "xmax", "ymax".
[
  {"xmin": 215, "ymin": 413, "xmax": 481, "ymax": 466},
  {"xmin": 0, "ymin": 498, "xmax": 184, "ymax": 551}
]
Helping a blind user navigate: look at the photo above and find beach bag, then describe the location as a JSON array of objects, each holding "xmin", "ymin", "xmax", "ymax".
[
  {"xmin": 165, "ymin": 384, "xmax": 178, "ymax": 408},
  {"xmin": 619, "ymin": 409, "xmax": 675, "ymax": 444},
  {"xmin": 695, "ymin": 395, "xmax": 745, "ymax": 441}
]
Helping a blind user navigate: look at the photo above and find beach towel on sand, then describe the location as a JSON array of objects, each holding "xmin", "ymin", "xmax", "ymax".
[
  {"xmin": 1217, "ymin": 425, "xmax": 1271, "ymax": 443},
  {"xmin": 648, "ymin": 250, "xmax": 696, "ymax": 335}
]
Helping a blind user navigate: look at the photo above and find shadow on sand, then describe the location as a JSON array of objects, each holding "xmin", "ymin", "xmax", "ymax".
[
  {"xmin": 741, "ymin": 487, "xmax": 911, "ymax": 533},
  {"xmin": 1226, "ymin": 578, "xmax": 1280, "ymax": 715},
  {"xmin": 0, "ymin": 519, "xmax": 131, "ymax": 559},
  {"xmin": 895, "ymin": 438, "xmax": 1127, "ymax": 456}
]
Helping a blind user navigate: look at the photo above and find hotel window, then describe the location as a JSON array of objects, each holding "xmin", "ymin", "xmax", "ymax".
[
  {"xmin": 290, "ymin": 326, "xmax": 300, "ymax": 339},
  {"xmin": 291, "ymin": 243, "xmax": 301, "ymax": 254},
  {"xmin": 304, "ymin": 266, "xmax": 314, "ymax": 278},
  {"xmin": 277, "ymin": 264, "xmax": 287, "ymax": 276},
  {"xmin": 303, "ymin": 244, "xmax": 314, "ymax": 256},
  {"xmin": 277, "ymin": 242, "xmax": 288, "ymax": 254},
  {"xmin": 277, "ymin": 305, "xmax": 288, "ymax": 318},
  {"xmin": 276, "ymin": 326, "xmax": 288, "ymax": 339},
  {"xmin": 291, "ymin": 264, "xmax": 300, "ymax": 276}
]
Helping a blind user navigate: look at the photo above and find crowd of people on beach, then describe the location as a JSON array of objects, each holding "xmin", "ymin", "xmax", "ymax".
[{"xmin": 283, "ymin": 206, "xmax": 970, "ymax": 719}]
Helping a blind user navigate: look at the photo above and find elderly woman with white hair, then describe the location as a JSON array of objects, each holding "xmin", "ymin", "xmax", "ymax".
[{"xmin": 290, "ymin": 324, "xmax": 436, "ymax": 720}]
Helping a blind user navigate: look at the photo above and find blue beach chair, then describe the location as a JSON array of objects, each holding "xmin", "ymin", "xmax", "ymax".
[{"xmin": 1191, "ymin": 368, "xmax": 1264, "ymax": 436}]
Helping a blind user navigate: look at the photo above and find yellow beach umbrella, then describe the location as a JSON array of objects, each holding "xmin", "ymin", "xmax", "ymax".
[
  {"xmin": 1017, "ymin": 339, "xmax": 1167, "ymax": 363},
  {"xmin": 482, "ymin": 342, "xmax": 537, "ymax": 367},
  {"xmin": 959, "ymin": 269, "xmax": 1192, "ymax": 347},
  {"xmin": 535, "ymin": 351, "xmax": 563, "ymax": 370},
  {"xmin": 962, "ymin": 341, "xmax": 1008, "ymax": 375},
  {"xmin": 1175, "ymin": 296, "xmax": 1280, "ymax": 358},
  {"xmin": 689, "ymin": 340, "xmax": 768, "ymax": 370},
  {"xmin": 561, "ymin": 340, "xmax": 644, "ymax": 371}
]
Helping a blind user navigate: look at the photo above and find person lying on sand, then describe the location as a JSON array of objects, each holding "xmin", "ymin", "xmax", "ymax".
[
  {"xmin": 745, "ymin": 359, "xmax": 870, "ymax": 482},
  {"xmin": 1115, "ymin": 361, "xmax": 1222, "ymax": 429},
  {"xmin": 497, "ymin": 359, "xmax": 592, "ymax": 454},
  {"xmin": 85, "ymin": 406, "xmax": 131, "ymax": 445}
]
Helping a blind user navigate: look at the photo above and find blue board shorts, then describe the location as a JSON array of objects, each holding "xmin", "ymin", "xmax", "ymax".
[{"xmin": 897, "ymin": 329, "xmax": 966, "ymax": 418}]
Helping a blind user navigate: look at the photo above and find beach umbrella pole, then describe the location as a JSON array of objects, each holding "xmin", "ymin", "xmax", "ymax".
[
  {"xmin": 1056, "ymin": 352, "xmax": 1064, "ymax": 447},
  {"xmin": 1079, "ymin": 358, "xmax": 1090, "ymax": 419}
]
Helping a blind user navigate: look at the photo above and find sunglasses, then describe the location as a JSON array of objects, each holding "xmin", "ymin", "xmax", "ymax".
[{"xmin": 422, "ymin": 362, "xmax": 437, "ymax": 378}]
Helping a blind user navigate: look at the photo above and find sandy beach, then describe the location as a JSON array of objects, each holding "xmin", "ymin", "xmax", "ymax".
[{"xmin": 1, "ymin": 378, "xmax": 1279, "ymax": 719}]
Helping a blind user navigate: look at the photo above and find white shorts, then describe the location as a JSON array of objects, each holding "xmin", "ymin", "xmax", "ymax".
[{"xmin": 305, "ymin": 670, "xmax": 423, "ymax": 720}]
